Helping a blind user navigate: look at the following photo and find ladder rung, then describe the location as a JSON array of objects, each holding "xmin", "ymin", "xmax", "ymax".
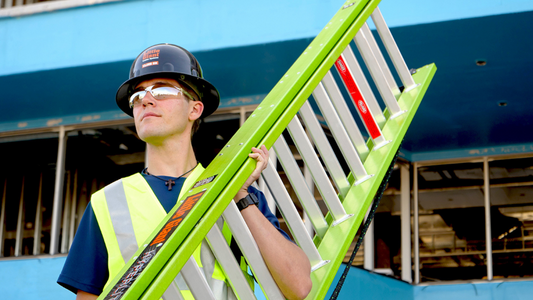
[
  {"xmin": 180, "ymin": 256, "xmax": 216, "ymax": 300},
  {"xmin": 261, "ymin": 159, "xmax": 327, "ymax": 270},
  {"xmin": 354, "ymin": 27, "xmax": 403, "ymax": 117},
  {"xmin": 361, "ymin": 22, "xmax": 401, "ymax": 99},
  {"xmin": 312, "ymin": 82, "xmax": 371, "ymax": 180},
  {"xmin": 279, "ymin": 124, "xmax": 351, "ymax": 225},
  {"xmin": 340, "ymin": 45, "xmax": 386, "ymax": 128},
  {"xmin": 222, "ymin": 202, "xmax": 285, "ymax": 299},
  {"xmin": 162, "ymin": 278, "xmax": 185, "ymax": 300},
  {"xmin": 298, "ymin": 101, "xmax": 350, "ymax": 197},
  {"xmin": 272, "ymin": 137, "xmax": 328, "ymax": 238},
  {"xmin": 321, "ymin": 71, "xmax": 370, "ymax": 161},
  {"xmin": 371, "ymin": 7, "xmax": 417, "ymax": 89},
  {"xmin": 205, "ymin": 222, "xmax": 256, "ymax": 299}
]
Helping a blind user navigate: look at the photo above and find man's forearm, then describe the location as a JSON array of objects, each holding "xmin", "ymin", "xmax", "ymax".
[{"xmin": 240, "ymin": 205, "xmax": 312, "ymax": 300}]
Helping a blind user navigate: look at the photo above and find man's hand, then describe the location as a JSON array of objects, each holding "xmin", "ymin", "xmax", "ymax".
[{"xmin": 235, "ymin": 145, "xmax": 269, "ymax": 201}]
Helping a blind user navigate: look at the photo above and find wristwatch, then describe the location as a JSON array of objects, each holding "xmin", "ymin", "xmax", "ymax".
[{"xmin": 236, "ymin": 193, "xmax": 259, "ymax": 211}]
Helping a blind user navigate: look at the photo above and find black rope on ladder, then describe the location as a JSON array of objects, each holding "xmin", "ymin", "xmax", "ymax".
[{"xmin": 329, "ymin": 147, "xmax": 401, "ymax": 300}]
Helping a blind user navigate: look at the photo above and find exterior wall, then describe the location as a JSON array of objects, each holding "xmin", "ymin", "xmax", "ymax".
[
  {"xmin": 326, "ymin": 266, "xmax": 413, "ymax": 300},
  {"xmin": 323, "ymin": 266, "xmax": 533, "ymax": 300},
  {"xmin": 0, "ymin": 256, "xmax": 71, "ymax": 300},
  {"xmin": 414, "ymin": 281, "xmax": 533, "ymax": 300}
]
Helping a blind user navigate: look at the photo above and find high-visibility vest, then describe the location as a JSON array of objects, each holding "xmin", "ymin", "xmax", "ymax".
[{"xmin": 92, "ymin": 165, "xmax": 245, "ymax": 300}]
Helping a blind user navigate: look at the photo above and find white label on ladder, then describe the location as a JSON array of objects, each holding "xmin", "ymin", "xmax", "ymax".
[{"xmin": 335, "ymin": 55, "xmax": 383, "ymax": 141}]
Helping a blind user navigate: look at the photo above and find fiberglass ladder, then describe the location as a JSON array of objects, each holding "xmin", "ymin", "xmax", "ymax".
[{"xmin": 99, "ymin": 0, "xmax": 436, "ymax": 299}]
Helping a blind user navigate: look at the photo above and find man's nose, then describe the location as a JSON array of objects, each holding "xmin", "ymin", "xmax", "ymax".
[{"xmin": 142, "ymin": 91, "xmax": 157, "ymax": 106}]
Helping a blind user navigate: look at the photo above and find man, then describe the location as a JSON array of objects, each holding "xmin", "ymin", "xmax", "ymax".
[{"xmin": 58, "ymin": 43, "xmax": 312, "ymax": 300}]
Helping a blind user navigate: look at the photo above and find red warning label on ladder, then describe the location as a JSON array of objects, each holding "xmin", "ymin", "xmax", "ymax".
[{"xmin": 335, "ymin": 56, "xmax": 382, "ymax": 140}]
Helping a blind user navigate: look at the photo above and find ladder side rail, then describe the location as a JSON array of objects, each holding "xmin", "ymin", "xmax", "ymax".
[
  {"xmin": 353, "ymin": 28, "xmax": 402, "ymax": 116},
  {"xmin": 339, "ymin": 46, "xmax": 386, "ymax": 128},
  {"xmin": 286, "ymin": 116, "xmax": 352, "ymax": 225},
  {"xmin": 272, "ymin": 137, "xmax": 328, "ymax": 238},
  {"xmin": 222, "ymin": 202, "xmax": 285, "ymax": 299},
  {"xmin": 360, "ymin": 23, "xmax": 401, "ymax": 98},
  {"xmin": 205, "ymin": 224, "xmax": 257, "ymax": 300},
  {"xmin": 334, "ymin": 55, "xmax": 389, "ymax": 148},
  {"xmin": 371, "ymin": 7, "xmax": 417, "ymax": 89},
  {"xmin": 180, "ymin": 257, "xmax": 217, "ymax": 300},
  {"xmin": 261, "ymin": 159, "xmax": 328, "ymax": 271},
  {"xmin": 312, "ymin": 82, "xmax": 372, "ymax": 183},
  {"xmin": 298, "ymin": 101, "xmax": 350, "ymax": 197},
  {"xmin": 320, "ymin": 71, "xmax": 370, "ymax": 161}
]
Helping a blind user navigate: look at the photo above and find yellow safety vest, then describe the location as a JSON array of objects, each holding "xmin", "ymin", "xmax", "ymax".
[{"xmin": 91, "ymin": 165, "xmax": 248, "ymax": 300}]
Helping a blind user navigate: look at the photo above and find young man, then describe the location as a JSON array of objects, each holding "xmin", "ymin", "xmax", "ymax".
[{"xmin": 58, "ymin": 44, "xmax": 312, "ymax": 300}]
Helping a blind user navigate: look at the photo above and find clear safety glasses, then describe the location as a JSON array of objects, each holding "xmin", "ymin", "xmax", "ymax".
[{"xmin": 129, "ymin": 84, "xmax": 195, "ymax": 108}]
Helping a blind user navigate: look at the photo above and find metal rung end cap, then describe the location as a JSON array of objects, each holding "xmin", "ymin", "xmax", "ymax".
[
  {"xmin": 332, "ymin": 214, "xmax": 354, "ymax": 227},
  {"xmin": 353, "ymin": 174, "xmax": 374, "ymax": 186},
  {"xmin": 311, "ymin": 260, "xmax": 331, "ymax": 272},
  {"xmin": 404, "ymin": 83, "xmax": 421, "ymax": 93},
  {"xmin": 373, "ymin": 139, "xmax": 392, "ymax": 151},
  {"xmin": 390, "ymin": 110, "xmax": 408, "ymax": 120}
]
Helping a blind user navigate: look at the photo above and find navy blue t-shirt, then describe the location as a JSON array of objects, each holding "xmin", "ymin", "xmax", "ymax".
[{"xmin": 57, "ymin": 173, "xmax": 289, "ymax": 295}]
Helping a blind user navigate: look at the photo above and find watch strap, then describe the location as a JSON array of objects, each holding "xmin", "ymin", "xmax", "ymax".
[{"xmin": 236, "ymin": 193, "xmax": 259, "ymax": 211}]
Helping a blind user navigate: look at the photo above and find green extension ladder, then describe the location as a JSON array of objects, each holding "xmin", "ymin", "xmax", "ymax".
[{"xmin": 99, "ymin": 0, "xmax": 436, "ymax": 299}]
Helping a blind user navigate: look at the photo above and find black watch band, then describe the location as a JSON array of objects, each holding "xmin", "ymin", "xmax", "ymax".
[{"xmin": 236, "ymin": 193, "xmax": 259, "ymax": 211}]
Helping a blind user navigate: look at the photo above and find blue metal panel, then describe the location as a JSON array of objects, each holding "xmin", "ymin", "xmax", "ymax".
[
  {"xmin": 325, "ymin": 265, "xmax": 414, "ymax": 299},
  {"xmin": 0, "ymin": 0, "xmax": 341, "ymax": 77},
  {"xmin": 0, "ymin": 256, "xmax": 72, "ymax": 300}
]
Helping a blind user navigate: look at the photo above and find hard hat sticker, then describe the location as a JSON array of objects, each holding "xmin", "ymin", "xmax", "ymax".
[
  {"xmin": 141, "ymin": 61, "xmax": 159, "ymax": 68},
  {"xmin": 142, "ymin": 49, "xmax": 160, "ymax": 62}
]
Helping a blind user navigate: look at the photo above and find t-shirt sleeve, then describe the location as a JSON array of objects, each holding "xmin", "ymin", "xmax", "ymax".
[
  {"xmin": 248, "ymin": 186, "xmax": 292, "ymax": 241},
  {"xmin": 57, "ymin": 203, "xmax": 109, "ymax": 295}
]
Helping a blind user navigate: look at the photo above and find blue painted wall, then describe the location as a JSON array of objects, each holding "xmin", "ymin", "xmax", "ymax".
[
  {"xmin": 414, "ymin": 280, "xmax": 533, "ymax": 300},
  {"xmin": 2, "ymin": 0, "xmax": 533, "ymax": 77},
  {"xmin": 325, "ymin": 265, "xmax": 533, "ymax": 300},
  {"xmin": 0, "ymin": 256, "xmax": 72, "ymax": 299},
  {"xmin": 2, "ymin": 256, "xmax": 533, "ymax": 299},
  {"xmin": 325, "ymin": 266, "xmax": 413, "ymax": 300}
]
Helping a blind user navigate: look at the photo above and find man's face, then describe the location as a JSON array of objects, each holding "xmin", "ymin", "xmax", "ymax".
[{"xmin": 132, "ymin": 78, "xmax": 203, "ymax": 144}]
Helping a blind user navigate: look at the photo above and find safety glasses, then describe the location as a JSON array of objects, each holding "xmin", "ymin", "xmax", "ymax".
[{"xmin": 129, "ymin": 84, "xmax": 195, "ymax": 108}]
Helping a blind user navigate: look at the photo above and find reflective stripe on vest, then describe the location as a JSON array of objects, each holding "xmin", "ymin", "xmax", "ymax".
[{"xmin": 92, "ymin": 165, "xmax": 234, "ymax": 299}]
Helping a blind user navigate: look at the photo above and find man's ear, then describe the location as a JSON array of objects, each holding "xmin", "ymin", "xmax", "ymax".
[{"xmin": 189, "ymin": 101, "xmax": 204, "ymax": 121}]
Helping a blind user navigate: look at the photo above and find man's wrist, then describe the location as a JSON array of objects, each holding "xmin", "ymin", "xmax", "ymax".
[
  {"xmin": 235, "ymin": 189, "xmax": 248, "ymax": 201},
  {"xmin": 236, "ymin": 193, "xmax": 259, "ymax": 211}
]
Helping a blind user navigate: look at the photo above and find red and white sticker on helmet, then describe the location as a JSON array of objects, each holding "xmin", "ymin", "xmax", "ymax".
[
  {"xmin": 142, "ymin": 61, "xmax": 159, "ymax": 68},
  {"xmin": 142, "ymin": 49, "xmax": 160, "ymax": 62},
  {"xmin": 335, "ymin": 56, "xmax": 382, "ymax": 140}
]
